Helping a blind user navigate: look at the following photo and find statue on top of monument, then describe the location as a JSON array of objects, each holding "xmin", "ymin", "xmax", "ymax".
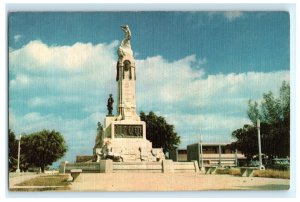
[
  {"xmin": 107, "ymin": 94, "xmax": 114, "ymax": 116},
  {"xmin": 117, "ymin": 24, "xmax": 133, "ymax": 58}
]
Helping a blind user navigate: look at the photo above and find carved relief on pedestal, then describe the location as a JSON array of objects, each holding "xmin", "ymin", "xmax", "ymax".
[{"xmin": 114, "ymin": 124, "xmax": 143, "ymax": 138}]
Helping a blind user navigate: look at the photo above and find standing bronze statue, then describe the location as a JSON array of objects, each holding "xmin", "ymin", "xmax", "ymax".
[{"xmin": 107, "ymin": 94, "xmax": 114, "ymax": 116}]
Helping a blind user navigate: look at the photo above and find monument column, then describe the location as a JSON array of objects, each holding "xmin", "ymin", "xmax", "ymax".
[
  {"xmin": 116, "ymin": 25, "xmax": 139, "ymax": 121},
  {"xmin": 94, "ymin": 25, "xmax": 165, "ymax": 162}
]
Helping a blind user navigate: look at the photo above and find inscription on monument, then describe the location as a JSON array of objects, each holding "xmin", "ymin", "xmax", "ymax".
[
  {"xmin": 123, "ymin": 81, "xmax": 132, "ymax": 102},
  {"xmin": 114, "ymin": 124, "xmax": 143, "ymax": 138}
]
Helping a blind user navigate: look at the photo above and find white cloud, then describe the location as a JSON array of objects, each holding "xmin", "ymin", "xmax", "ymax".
[
  {"xmin": 9, "ymin": 40, "xmax": 118, "ymax": 110},
  {"xmin": 28, "ymin": 96, "xmax": 82, "ymax": 107},
  {"xmin": 223, "ymin": 11, "xmax": 243, "ymax": 21},
  {"xmin": 164, "ymin": 112, "xmax": 251, "ymax": 144},
  {"xmin": 28, "ymin": 97, "xmax": 47, "ymax": 107},
  {"xmin": 9, "ymin": 108, "xmax": 17, "ymax": 130},
  {"xmin": 208, "ymin": 11, "xmax": 244, "ymax": 21},
  {"xmin": 9, "ymin": 110, "xmax": 105, "ymax": 162},
  {"xmin": 14, "ymin": 34, "xmax": 22, "ymax": 42},
  {"xmin": 136, "ymin": 54, "xmax": 205, "ymax": 104},
  {"xmin": 9, "ymin": 40, "xmax": 289, "ymax": 162},
  {"xmin": 198, "ymin": 57, "xmax": 207, "ymax": 65},
  {"xmin": 135, "ymin": 56, "xmax": 289, "ymax": 146},
  {"xmin": 10, "ymin": 74, "xmax": 30, "ymax": 88},
  {"xmin": 136, "ymin": 54, "xmax": 289, "ymax": 111},
  {"xmin": 9, "ymin": 40, "xmax": 118, "ymax": 73}
]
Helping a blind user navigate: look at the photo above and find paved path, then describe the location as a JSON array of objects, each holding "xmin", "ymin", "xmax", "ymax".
[{"xmin": 69, "ymin": 173, "xmax": 290, "ymax": 191}]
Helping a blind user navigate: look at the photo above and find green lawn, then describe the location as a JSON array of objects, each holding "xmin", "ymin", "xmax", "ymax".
[
  {"xmin": 12, "ymin": 174, "xmax": 71, "ymax": 191},
  {"xmin": 216, "ymin": 168, "xmax": 290, "ymax": 179}
]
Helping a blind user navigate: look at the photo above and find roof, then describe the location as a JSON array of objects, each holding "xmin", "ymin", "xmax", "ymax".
[{"xmin": 187, "ymin": 142, "xmax": 232, "ymax": 147}]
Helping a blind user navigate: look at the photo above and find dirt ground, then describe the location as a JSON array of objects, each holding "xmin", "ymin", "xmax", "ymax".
[{"xmin": 68, "ymin": 172, "xmax": 290, "ymax": 191}]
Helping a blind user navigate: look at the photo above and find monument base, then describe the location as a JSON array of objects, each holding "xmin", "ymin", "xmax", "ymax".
[
  {"xmin": 60, "ymin": 160, "xmax": 199, "ymax": 173},
  {"xmin": 98, "ymin": 138, "xmax": 164, "ymax": 162},
  {"xmin": 95, "ymin": 118, "xmax": 165, "ymax": 162}
]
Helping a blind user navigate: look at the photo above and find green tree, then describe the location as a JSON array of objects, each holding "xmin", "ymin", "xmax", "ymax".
[
  {"xmin": 19, "ymin": 134, "xmax": 33, "ymax": 171},
  {"xmin": 8, "ymin": 129, "xmax": 18, "ymax": 170},
  {"xmin": 231, "ymin": 122, "xmax": 273, "ymax": 159},
  {"xmin": 21, "ymin": 130, "xmax": 68, "ymax": 172},
  {"xmin": 232, "ymin": 81, "xmax": 290, "ymax": 159},
  {"xmin": 140, "ymin": 111, "xmax": 181, "ymax": 153}
]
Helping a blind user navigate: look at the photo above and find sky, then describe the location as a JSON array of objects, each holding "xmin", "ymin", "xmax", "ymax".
[{"xmin": 8, "ymin": 11, "xmax": 290, "ymax": 165}]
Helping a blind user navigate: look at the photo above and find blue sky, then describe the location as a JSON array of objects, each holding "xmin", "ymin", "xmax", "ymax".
[{"xmin": 8, "ymin": 11, "xmax": 290, "ymax": 165}]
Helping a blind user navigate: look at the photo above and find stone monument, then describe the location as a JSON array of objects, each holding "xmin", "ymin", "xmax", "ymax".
[{"xmin": 94, "ymin": 25, "xmax": 165, "ymax": 162}]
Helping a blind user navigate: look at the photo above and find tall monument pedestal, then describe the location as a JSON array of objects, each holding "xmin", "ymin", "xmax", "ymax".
[
  {"xmin": 96, "ymin": 116, "xmax": 163, "ymax": 162},
  {"xmin": 94, "ymin": 25, "xmax": 165, "ymax": 162}
]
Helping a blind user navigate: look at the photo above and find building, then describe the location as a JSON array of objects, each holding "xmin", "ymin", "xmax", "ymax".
[{"xmin": 170, "ymin": 142, "xmax": 246, "ymax": 167}]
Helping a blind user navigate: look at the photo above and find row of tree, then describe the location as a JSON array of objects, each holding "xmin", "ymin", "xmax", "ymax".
[
  {"xmin": 9, "ymin": 129, "xmax": 68, "ymax": 172},
  {"xmin": 231, "ymin": 81, "xmax": 290, "ymax": 159}
]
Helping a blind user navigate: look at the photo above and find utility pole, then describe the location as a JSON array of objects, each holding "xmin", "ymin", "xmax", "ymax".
[
  {"xmin": 200, "ymin": 134, "xmax": 204, "ymax": 171},
  {"xmin": 235, "ymin": 149, "xmax": 238, "ymax": 167},
  {"xmin": 257, "ymin": 119, "xmax": 265, "ymax": 170},
  {"xmin": 16, "ymin": 134, "xmax": 22, "ymax": 173},
  {"xmin": 218, "ymin": 144, "xmax": 222, "ymax": 167}
]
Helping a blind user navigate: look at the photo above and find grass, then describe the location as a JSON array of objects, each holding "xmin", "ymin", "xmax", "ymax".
[
  {"xmin": 14, "ymin": 174, "xmax": 71, "ymax": 191},
  {"xmin": 216, "ymin": 168, "xmax": 290, "ymax": 179},
  {"xmin": 10, "ymin": 186, "xmax": 70, "ymax": 192},
  {"xmin": 254, "ymin": 169, "xmax": 290, "ymax": 179},
  {"xmin": 216, "ymin": 168, "xmax": 241, "ymax": 176}
]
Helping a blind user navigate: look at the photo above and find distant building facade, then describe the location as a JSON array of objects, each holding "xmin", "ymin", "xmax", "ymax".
[{"xmin": 170, "ymin": 142, "xmax": 246, "ymax": 167}]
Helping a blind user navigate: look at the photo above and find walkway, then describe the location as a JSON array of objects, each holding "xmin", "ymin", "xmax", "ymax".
[{"xmin": 69, "ymin": 172, "xmax": 290, "ymax": 191}]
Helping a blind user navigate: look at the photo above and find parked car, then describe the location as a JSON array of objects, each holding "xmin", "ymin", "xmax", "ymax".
[
  {"xmin": 248, "ymin": 154, "xmax": 268, "ymax": 167},
  {"xmin": 27, "ymin": 167, "xmax": 42, "ymax": 173},
  {"xmin": 248, "ymin": 160, "xmax": 260, "ymax": 167}
]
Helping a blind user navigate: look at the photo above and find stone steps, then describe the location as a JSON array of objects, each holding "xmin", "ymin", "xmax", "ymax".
[
  {"xmin": 113, "ymin": 162, "xmax": 162, "ymax": 172},
  {"xmin": 60, "ymin": 160, "xmax": 199, "ymax": 173}
]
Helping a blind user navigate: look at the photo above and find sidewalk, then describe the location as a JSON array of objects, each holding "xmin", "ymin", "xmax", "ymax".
[
  {"xmin": 69, "ymin": 172, "xmax": 290, "ymax": 191},
  {"xmin": 8, "ymin": 172, "xmax": 290, "ymax": 191}
]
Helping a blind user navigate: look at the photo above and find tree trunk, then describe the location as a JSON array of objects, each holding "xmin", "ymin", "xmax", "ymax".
[{"xmin": 41, "ymin": 164, "xmax": 45, "ymax": 173}]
